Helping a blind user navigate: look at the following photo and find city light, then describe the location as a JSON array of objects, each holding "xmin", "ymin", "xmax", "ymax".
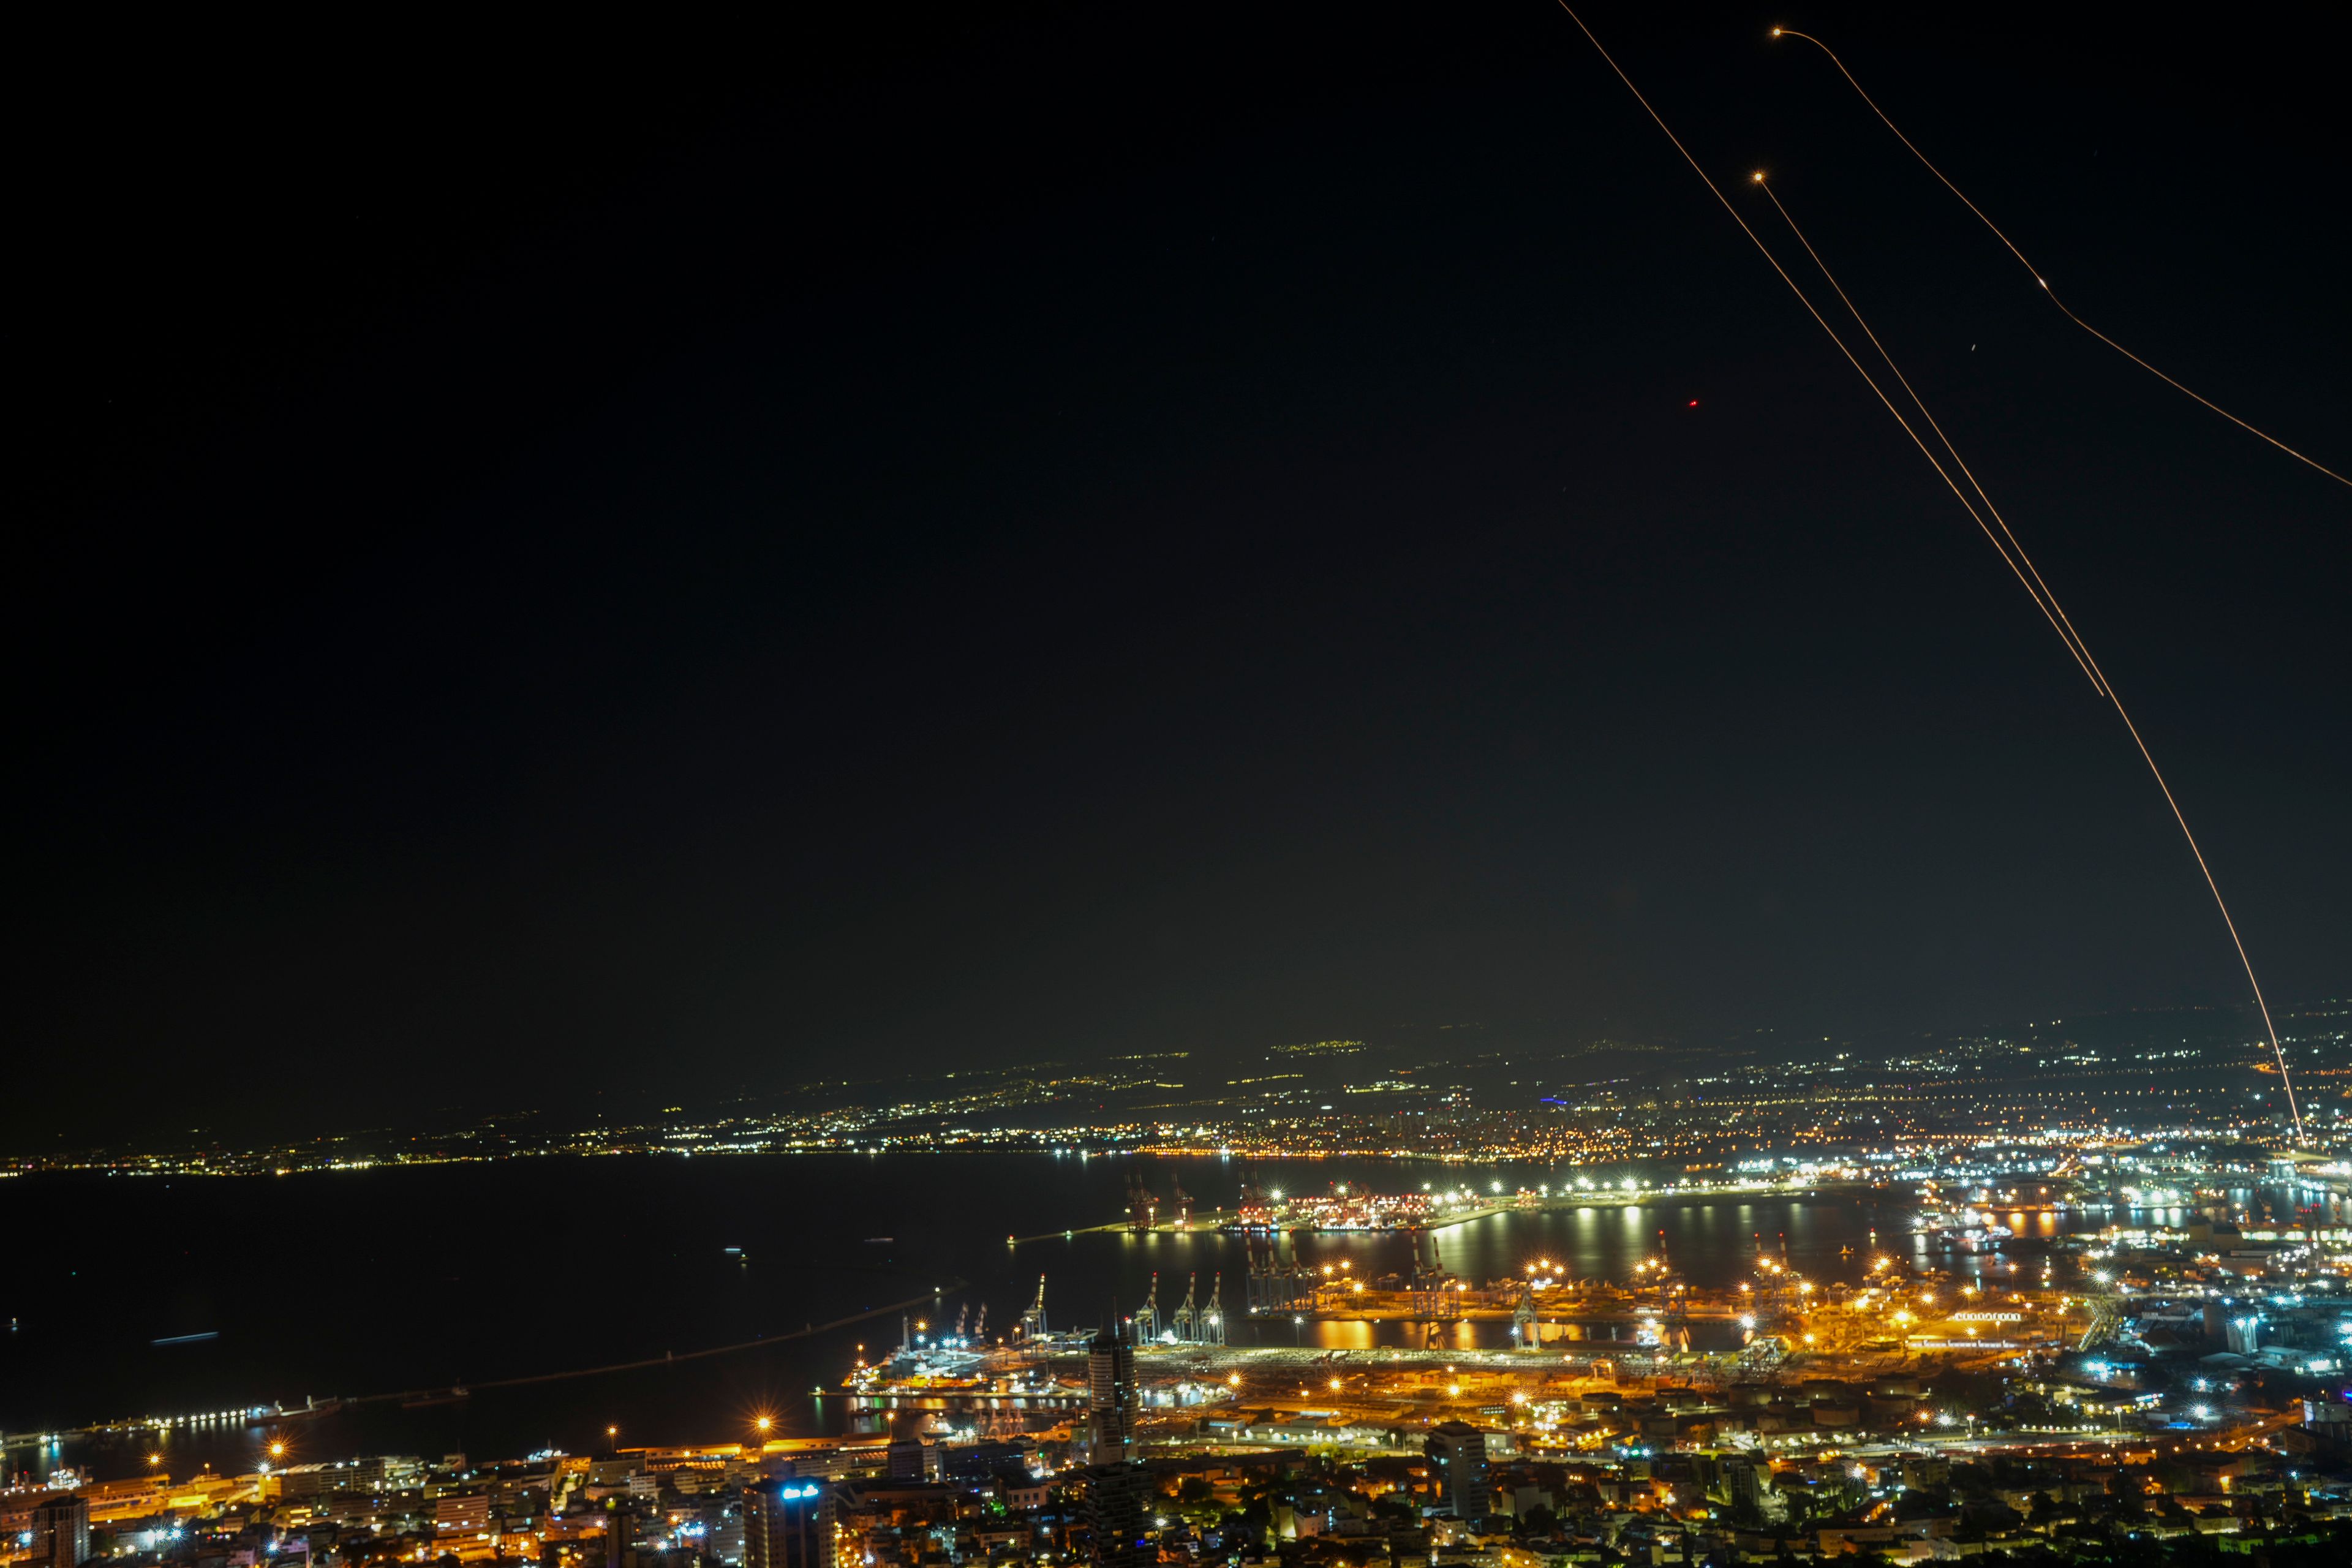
[{"xmin": 17, "ymin": 957, "xmax": 2332, "ymax": 1560}]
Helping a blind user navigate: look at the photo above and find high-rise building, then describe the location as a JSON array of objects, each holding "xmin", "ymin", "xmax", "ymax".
[
  {"xmin": 29, "ymin": 1497, "xmax": 89, "ymax": 1568},
  {"xmin": 743, "ymin": 1478, "xmax": 834, "ymax": 1568},
  {"xmin": 434, "ymin": 1493, "xmax": 493, "ymax": 1542},
  {"xmin": 1722, "ymin": 1455, "xmax": 1770, "ymax": 1521},
  {"xmin": 1423, "ymin": 1422, "xmax": 1490, "ymax": 1520},
  {"xmin": 1087, "ymin": 1309, "xmax": 1138, "ymax": 1464},
  {"xmin": 1082, "ymin": 1462, "xmax": 1155, "ymax": 1568}
]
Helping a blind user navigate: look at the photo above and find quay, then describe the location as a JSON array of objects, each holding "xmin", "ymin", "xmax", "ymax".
[{"xmin": 1004, "ymin": 1177, "xmax": 1891, "ymax": 1250}]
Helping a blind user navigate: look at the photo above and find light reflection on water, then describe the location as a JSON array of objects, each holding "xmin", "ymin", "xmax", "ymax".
[{"xmin": 26, "ymin": 1153, "xmax": 2279, "ymax": 1480}]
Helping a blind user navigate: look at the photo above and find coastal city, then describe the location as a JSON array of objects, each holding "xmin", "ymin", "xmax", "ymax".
[{"xmin": 13, "ymin": 1006, "xmax": 2352, "ymax": 1566}]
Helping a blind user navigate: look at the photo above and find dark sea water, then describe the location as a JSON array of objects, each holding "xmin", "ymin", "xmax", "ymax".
[{"xmin": 2, "ymin": 1153, "xmax": 1973, "ymax": 1483}]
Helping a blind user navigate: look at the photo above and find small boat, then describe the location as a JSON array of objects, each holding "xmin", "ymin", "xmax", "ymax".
[{"xmin": 865, "ymin": 1237, "xmax": 895, "ymax": 1245}]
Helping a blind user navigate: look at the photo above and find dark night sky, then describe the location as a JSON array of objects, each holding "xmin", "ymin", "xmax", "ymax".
[{"xmin": 7, "ymin": 4, "xmax": 2346, "ymax": 1147}]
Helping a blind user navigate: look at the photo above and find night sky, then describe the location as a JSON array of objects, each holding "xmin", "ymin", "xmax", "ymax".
[{"xmin": 9, "ymin": 4, "xmax": 2346, "ymax": 1147}]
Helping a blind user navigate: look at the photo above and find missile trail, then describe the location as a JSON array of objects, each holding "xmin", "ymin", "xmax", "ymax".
[
  {"xmin": 1754, "ymin": 175, "xmax": 2304, "ymax": 1143},
  {"xmin": 1751, "ymin": 175, "xmax": 2104, "ymax": 694},
  {"xmin": 1548, "ymin": 3, "xmax": 2305, "ymax": 1141},
  {"xmin": 1771, "ymin": 26, "xmax": 2352, "ymax": 493},
  {"xmin": 1540, "ymin": 6, "xmax": 2101, "ymax": 693}
]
